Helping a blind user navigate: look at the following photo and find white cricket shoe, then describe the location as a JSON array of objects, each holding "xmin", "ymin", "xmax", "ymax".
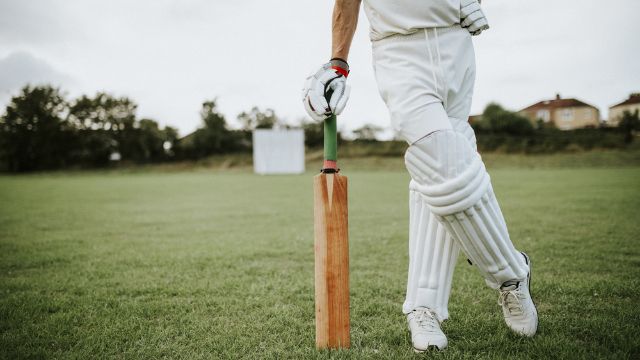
[
  {"xmin": 407, "ymin": 307, "xmax": 447, "ymax": 352},
  {"xmin": 498, "ymin": 252, "xmax": 538, "ymax": 337}
]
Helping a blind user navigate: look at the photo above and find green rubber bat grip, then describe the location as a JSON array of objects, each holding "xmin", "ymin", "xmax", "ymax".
[{"xmin": 324, "ymin": 115, "xmax": 337, "ymax": 163}]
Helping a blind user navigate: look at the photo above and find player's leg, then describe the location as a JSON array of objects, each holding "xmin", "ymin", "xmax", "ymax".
[
  {"xmin": 372, "ymin": 32, "xmax": 454, "ymax": 352},
  {"xmin": 405, "ymin": 126, "xmax": 537, "ymax": 336},
  {"xmin": 401, "ymin": 33, "xmax": 481, "ymax": 312},
  {"xmin": 402, "ymin": 108, "xmax": 481, "ymax": 349},
  {"xmin": 404, "ymin": 181, "xmax": 459, "ymax": 321},
  {"xmin": 436, "ymin": 25, "xmax": 538, "ymax": 336},
  {"xmin": 403, "ymin": 180, "xmax": 457, "ymax": 351}
]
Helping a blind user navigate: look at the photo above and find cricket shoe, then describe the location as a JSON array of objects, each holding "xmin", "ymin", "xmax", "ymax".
[
  {"xmin": 407, "ymin": 307, "xmax": 447, "ymax": 352},
  {"xmin": 498, "ymin": 252, "xmax": 538, "ymax": 337}
]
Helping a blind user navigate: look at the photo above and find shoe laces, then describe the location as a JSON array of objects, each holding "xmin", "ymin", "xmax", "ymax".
[
  {"xmin": 498, "ymin": 283, "xmax": 524, "ymax": 316},
  {"xmin": 414, "ymin": 308, "xmax": 439, "ymax": 330}
]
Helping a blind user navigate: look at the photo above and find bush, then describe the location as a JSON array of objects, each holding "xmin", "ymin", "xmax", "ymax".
[{"xmin": 474, "ymin": 103, "xmax": 534, "ymax": 136}]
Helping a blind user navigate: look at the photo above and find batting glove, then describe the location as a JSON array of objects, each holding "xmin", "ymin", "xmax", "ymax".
[
  {"xmin": 302, "ymin": 59, "xmax": 350, "ymax": 122},
  {"xmin": 460, "ymin": 0, "xmax": 489, "ymax": 36}
]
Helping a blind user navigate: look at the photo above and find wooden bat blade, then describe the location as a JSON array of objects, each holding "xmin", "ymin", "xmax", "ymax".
[{"xmin": 314, "ymin": 172, "xmax": 350, "ymax": 349}]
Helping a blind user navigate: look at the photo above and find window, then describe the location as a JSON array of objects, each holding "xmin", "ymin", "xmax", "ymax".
[
  {"xmin": 561, "ymin": 109, "xmax": 574, "ymax": 121},
  {"xmin": 536, "ymin": 110, "xmax": 550, "ymax": 122}
]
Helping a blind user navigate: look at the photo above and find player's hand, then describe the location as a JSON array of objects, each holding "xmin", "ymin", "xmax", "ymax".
[
  {"xmin": 302, "ymin": 59, "xmax": 350, "ymax": 122},
  {"xmin": 460, "ymin": 0, "xmax": 489, "ymax": 36}
]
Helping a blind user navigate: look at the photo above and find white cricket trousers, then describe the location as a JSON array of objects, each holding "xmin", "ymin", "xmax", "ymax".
[{"xmin": 372, "ymin": 25, "xmax": 475, "ymax": 145}]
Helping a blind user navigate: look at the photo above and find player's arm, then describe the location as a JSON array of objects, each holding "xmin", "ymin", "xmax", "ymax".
[
  {"xmin": 301, "ymin": 1, "xmax": 360, "ymax": 122},
  {"xmin": 332, "ymin": 0, "xmax": 361, "ymax": 61},
  {"xmin": 460, "ymin": 0, "xmax": 489, "ymax": 35}
]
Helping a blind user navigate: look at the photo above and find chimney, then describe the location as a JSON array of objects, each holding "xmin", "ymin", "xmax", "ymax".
[{"xmin": 555, "ymin": 93, "xmax": 561, "ymax": 100}]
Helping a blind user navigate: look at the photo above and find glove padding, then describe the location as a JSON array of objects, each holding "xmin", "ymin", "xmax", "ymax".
[
  {"xmin": 302, "ymin": 59, "xmax": 350, "ymax": 122},
  {"xmin": 461, "ymin": 0, "xmax": 489, "ymax": 36}
]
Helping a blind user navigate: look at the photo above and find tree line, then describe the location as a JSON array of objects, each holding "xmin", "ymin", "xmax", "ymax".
[
  {"xmin": 0, "ymin": 85, "xmax": 320, "ymax": 172},
  {"xmin": 1, "ymin": 86, "xmax": 178, "ymax": 172},
  {"xmin": 1, "ymin": 85, "xmax": 638, "ymax": 172}
]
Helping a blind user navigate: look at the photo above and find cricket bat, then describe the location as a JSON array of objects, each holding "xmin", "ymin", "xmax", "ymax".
[{"xmin": 314, "ymin": 114, "xmax": 350, "ymax": 349}]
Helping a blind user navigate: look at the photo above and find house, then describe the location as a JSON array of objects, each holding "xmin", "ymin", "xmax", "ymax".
[
  {"xmin": 608, "ymin": 93, "xmax": 640, "ymax": 127},
  {"xmin": 518, "ymin": 94, "xmax": 600, "ymax": 130}
]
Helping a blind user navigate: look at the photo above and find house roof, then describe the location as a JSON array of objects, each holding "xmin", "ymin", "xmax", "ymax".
[
  {"xmin": 520, "ymin": 95, "xmax": 598, "ymax": 112},
  {"xmin": 610, "ymin": 93, "xmax": 640, "ymax": 108}
]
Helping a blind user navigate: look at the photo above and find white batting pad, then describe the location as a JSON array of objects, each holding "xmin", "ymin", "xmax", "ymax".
[
  {"xmin": 403, "ymin": 182, "xmax": 459, "ymax": 320},
  {"xmin": 405, "ymin": 130, "xmax": 528, "ymax": 288}
]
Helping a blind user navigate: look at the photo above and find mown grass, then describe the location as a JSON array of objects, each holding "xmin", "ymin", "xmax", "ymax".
[{"xmin": 1, "ymin": 156, "xmax": 639, "ymax": 359}]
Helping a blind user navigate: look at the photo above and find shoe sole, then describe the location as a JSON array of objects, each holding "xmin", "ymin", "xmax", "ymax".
[
  {"xmin": 526, "ymin": 252, "xmax": 539, "ymax": 335},
  {"xmin": 517, "ymin": 252, "xmax": 539, "ymax": 336},
  {"xmin": 522, "ymin": 252, "xmax": 531, "ymax": 292},
  {"xmin": 521, "ymin": 251, "xmax": 534, "ymax": 301},
  {"xmin": 413, "ymin": 345, "xmax": 444, "ymax": 353},
  {"xmin": 408, "ymin": 325, "xmax": 446, "ymax": 353}
]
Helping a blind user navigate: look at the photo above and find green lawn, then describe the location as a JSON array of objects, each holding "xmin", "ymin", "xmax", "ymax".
[{"xmin": 1, "ymin": 162, "xmax": 639, "ymax": 359}]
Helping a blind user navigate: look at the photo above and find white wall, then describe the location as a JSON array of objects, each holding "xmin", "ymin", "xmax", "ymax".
[{"xmin": 252, "ymin": 129, "xmax": 305, "ymax": 175}]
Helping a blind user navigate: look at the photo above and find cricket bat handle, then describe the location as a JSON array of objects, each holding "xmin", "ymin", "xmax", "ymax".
[{"xmin": 322, "ymin": 115, "xmax": 338, "ymax": 173}]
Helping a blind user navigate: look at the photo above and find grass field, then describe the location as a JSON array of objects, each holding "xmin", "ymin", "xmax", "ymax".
[{"xmin": 1, "ymin": 154, "xmax": 639, "ymax": 359}]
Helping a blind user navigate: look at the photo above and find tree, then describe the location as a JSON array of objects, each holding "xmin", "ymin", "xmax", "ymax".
[
  {"xmin": 352, "ymin": 124, "xmax": 383, "ymax": 141},
  {"xmin": 619, "ymin": 110, "xmax": 639, "ymax": 144},
  {"xmin": 0, "ymin": 85, "xmax": 73, "ymax": 171},
  {"xmin": 301, "ymin": 119, "xmax": 323, "ymax": 147},
  {"xmin": 67, "ymin": 93, "xmax": 138, "ymax": 165},
  {"xmin": 178, "ymin": 99, "xmax": 241, "ymax": 159},
  {"xmin": 68, "ymin": 93, "xmax": 176, "ymax": 165},
  {"xmin": 67, "ymin": 92, "xmax": 136, "ymax": 131},
  {"xmin": 161, "ymin": 126, "xmax": 179, "ymax": 158},
  {"xmin": 135, "ymin": 119, "xmax": 178, "ymax": 162},
  {"xmin": 479, "ymin": 103, "xmax": 534, "ymax": 135},
  {"xmin": 237, "ymin": 107, "xmax": 279, "ymax": 130},
  {"xmin": 196, "ymin": 99, "xmax": 230, "ymax": 154}
]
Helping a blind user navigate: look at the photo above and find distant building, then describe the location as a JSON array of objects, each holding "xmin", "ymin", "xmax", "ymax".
[
  {"xmin": 518, "ymin": 94, "xmax": 600, "ymax": 130},
  {"xmin": 252, "ymin": 129, "xmax": 305, "ymax": 174},
  {"xmin": 608, "ymin": 93, "xmax": 640, "ymax": 127}
]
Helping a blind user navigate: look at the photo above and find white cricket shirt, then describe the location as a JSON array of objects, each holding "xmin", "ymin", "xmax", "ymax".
[{"xmin": 363, "ymin": 0, "xmax": 461, "ymax": 41}]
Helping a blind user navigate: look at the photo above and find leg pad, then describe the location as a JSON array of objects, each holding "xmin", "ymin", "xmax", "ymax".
[
  {"xmin": 405, "ymin": 130, "xmax": 528, "ymax": 288},
  {"xmin": 404, "ymin": 182, "xmax": 459, "ymax": 320}
]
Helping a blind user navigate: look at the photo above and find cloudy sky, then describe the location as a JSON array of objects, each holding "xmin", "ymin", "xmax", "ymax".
[{"xmin": 1, "ymin": 0, "xmax": 639, "ymax": 138}]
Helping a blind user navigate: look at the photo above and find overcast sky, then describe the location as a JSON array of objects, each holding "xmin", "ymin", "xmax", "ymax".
[{"xmin": 1, "ymin": 0, "xmax": 639, "ymax": 138}]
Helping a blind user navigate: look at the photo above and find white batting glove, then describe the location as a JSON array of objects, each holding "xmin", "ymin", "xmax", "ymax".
[
  {"xmin": 302, "ymin": 59, "xmax": 350, "ymax": 122},
  {"xmin": 460, "ymin": 0, "xmax": 489, "ymax": 36}
]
